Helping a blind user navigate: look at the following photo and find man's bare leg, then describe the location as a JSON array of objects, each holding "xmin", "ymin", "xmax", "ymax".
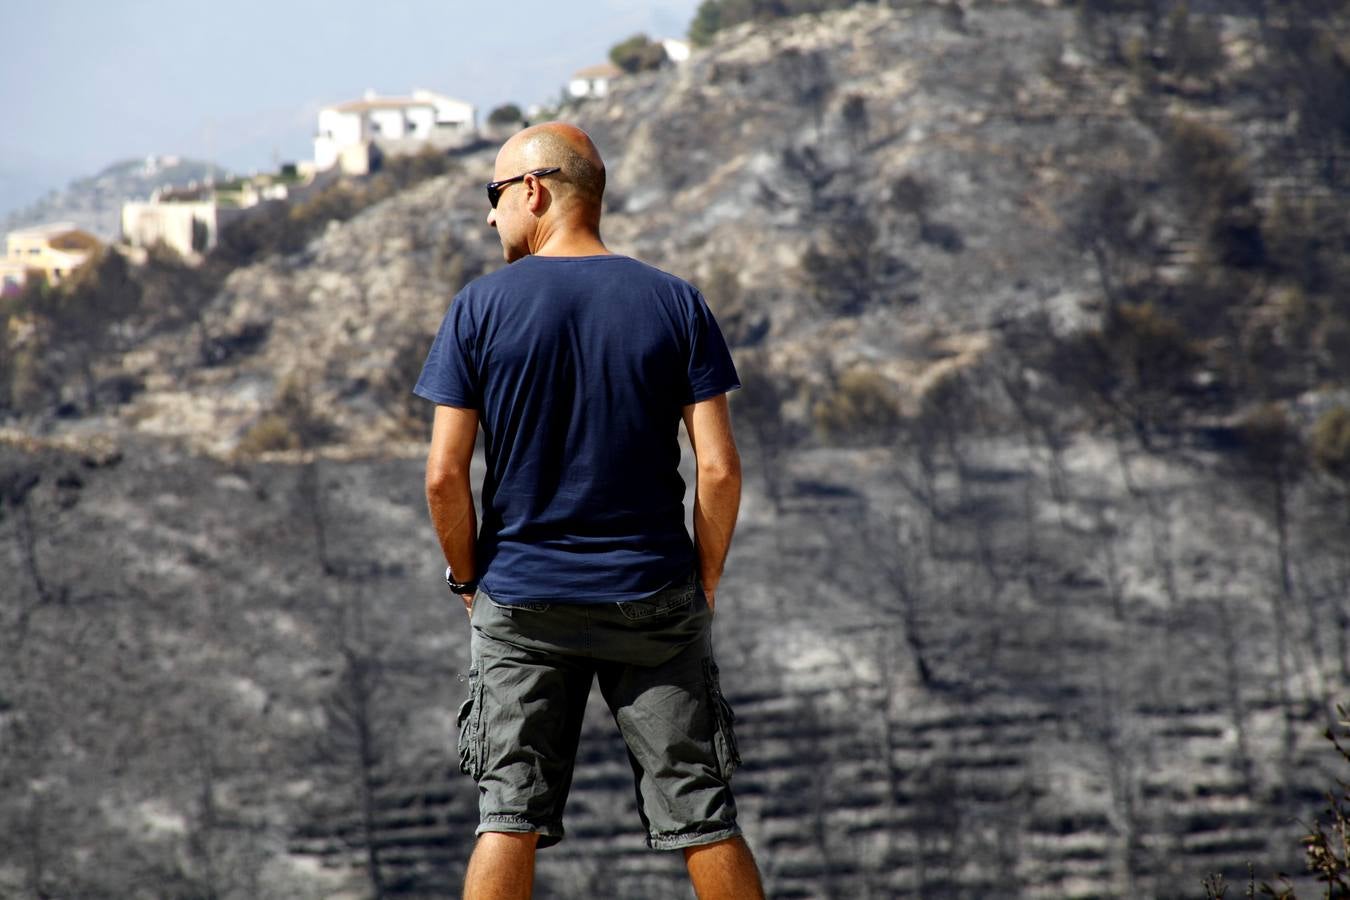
[
  {"xmin": 684, "ymin": 835, "xmax": 766, "ymax": 900},
  {"xmin": 463, "ymin": 832, "xmax": 539, "ymax": 900}
]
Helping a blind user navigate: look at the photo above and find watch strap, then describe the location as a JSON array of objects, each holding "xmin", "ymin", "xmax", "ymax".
[{"xmin": 444, "ymin": 565, "xmax": 479, "ymax": 595}]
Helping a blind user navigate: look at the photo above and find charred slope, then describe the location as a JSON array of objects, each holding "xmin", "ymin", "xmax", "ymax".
[{"xmin": 3, "ymin": 1, "xmax": 1349, "ymax": 897}]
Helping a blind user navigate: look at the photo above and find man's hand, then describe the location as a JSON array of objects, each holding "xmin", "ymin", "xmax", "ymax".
[
  {"xmin": 459, "ymin": 593, "xmax": 475, "ymax": 617},
  {"xmin": 682, "ymin": 395, "xmax": 741, "ymax": 609}
]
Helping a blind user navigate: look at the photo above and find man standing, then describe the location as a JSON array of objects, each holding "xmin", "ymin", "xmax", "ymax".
[{"xmin": 415, "ymin": 123, "xmax": 765, "ymax": 900}]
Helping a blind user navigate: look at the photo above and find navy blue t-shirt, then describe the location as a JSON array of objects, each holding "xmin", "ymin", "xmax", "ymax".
[{"xmin": 414, "ymin": 254, "xmax": 740, "ymax": 604}]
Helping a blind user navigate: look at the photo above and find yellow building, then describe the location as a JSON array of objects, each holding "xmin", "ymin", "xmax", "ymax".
[{"xmin": 1, "ymin": 222, "xmax": 101, "ymax": 295}]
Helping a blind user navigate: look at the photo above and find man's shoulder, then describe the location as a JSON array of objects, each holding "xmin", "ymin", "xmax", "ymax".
[
  {"xmin": 459, "ymin": 261, "xmax": 526, "ymax": 297},
  {"xmin": 461, "ymin": 255, "xmax": 701, "ymax": 300},
  {"xmin": 611, "ymin": 255, "xmax": 699, "ymax": 292}
]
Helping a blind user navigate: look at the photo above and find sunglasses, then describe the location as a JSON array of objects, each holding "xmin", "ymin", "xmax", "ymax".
[{"xmin": 486, "ymin": 166, "xmax": 561, "ymax": 208}]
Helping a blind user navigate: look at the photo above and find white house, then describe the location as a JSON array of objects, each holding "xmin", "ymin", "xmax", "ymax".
[
  {"xmin": 314, "ymin": 89, "xmax": 477, "ymax": 174},
  {"xmin": 568, "ymin": 63, "xmax": 624, "ymax": 100}
]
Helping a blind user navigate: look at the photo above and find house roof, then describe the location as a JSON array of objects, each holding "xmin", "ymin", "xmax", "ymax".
[
  {"xmin": 7, "ymin": 221, "xmax": 81, "ymax": 241},
  {"xmin": 571, "ymin": 62, "xmax": 623, "ymax": 80},
  {"xmin": 48, "ymin": 230, "xmax": 101, "ymax": 252},
  {"xmin": 333, "ymin": 96, "xmax": 436, "ymax": 114}
]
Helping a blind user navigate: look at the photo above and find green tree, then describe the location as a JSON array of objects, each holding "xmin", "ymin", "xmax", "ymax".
[
  {"xmin": 689, "ymin": 0, "xmax": 732, "ymax": 46},
  {"xmin": 609, "ymin": 33, "xmax": 668, "ymax": 74},
  {"xmin": 487, "ymin": 103, "xmax": 524, "ymax": 127}
]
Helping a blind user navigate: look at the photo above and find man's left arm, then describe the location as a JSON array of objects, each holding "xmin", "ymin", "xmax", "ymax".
[
  {"xmin": 681, "ymin": 393, "xmax": 742, "ymax": 611},
  {"xmin": 425, "ymin": 404, "xmax": 479, "ymax": 613}
]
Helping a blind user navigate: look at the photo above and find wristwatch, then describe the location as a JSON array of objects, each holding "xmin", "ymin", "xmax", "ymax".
[{"xmin": 445, "ymin": 566, "xmax": 479, "ymax": 596}]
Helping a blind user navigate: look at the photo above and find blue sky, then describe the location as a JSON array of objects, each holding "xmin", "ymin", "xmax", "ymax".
[{"xmin": 0, "ymin": 0, "xmax": 702, "ymax": 217}]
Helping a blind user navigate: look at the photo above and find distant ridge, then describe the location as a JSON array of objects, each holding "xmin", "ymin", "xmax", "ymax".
[{"xmin": 1, "ymin": 155, "xmax": 229, "ymax": 242}]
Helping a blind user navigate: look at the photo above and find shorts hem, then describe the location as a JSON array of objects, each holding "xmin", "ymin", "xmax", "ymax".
[
  {"xmin": 647, "ymin": 823, "xmax": 742, "ymax": 851},
  {"xmin": 476, "ymin": 815, "xmax": 565, "ymax": 848}
]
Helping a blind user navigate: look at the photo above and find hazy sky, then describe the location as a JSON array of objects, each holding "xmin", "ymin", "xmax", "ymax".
[{"xmin": 0, "ymin": 0, "xmax": 702, "ymax": 216}]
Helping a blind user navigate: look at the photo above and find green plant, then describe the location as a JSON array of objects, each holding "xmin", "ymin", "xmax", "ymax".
[
  {"xmin": 487, "ymin": 103, "xmax": 523, "ymax": 127},
  {"xmin": 609, "ymin": 34, "xmax": 668, "ymax": 74}
]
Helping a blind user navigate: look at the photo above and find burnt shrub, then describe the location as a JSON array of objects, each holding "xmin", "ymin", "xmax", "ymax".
[
  {"xmin": 1165, "ymin": 117, "xmax": 1265, "ymax": 269},
  {"xmin": 812, "ymin": 366, "xmax": 902, "ymax": 445},
  {"xmin": 1051, "ymin": 301, "xmax": 1202, "ymax": 442},
  {"xmin": 1311, "ymin": 407, "xmax": 1350, "ymax": 483}
]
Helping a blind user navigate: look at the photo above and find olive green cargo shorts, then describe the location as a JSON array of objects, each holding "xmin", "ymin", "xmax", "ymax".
[{"xmin": 457, "ymin": 575, "xmax": 742, "ymax": 850}]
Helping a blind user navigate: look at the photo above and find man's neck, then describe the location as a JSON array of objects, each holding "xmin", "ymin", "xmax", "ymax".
[{"xmin": 528, "ymin": 221, "xmax": 611, "ymax": 258}]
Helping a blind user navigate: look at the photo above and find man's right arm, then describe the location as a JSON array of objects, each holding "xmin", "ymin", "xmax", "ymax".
[
  {"xmin": 426, "ymin": 404, "xmax": 479, "ymax": 613},
  {"xmin": 681, "ymin": 394, "xmax": 742, "ymax": 610}
]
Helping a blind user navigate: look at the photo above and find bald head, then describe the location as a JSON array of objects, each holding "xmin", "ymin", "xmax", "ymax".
[{"xmin": 498, "ymin": 122, "xmax": 606, "ymax": 217}]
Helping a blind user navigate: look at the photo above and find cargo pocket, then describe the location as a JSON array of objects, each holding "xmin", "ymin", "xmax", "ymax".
[
  {"xmin": 704, "ymin": 659, "xmax": 741, "ymax": 780},
  {"xmin": 457, "ymin": 668, "xmax": 485, "ymax": 779}
]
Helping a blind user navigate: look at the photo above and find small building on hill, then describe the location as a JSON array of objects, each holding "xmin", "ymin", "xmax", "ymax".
[
  {"xmin": 120, "ymin": 167, "xmax": 331, "ymax": 258},
  {"xmin": 121, "ymin": 193, "xmax": 245, "ymax": 259},
  {"xmin": 661, "ymin": 38, "xmax": 691, "ymax": 63},
  {"xmin": 1, "ymin": 222, "xmax": 101, "ymax": 294},
  {"xmin": 568, "ymin": 63, "xmax": 624, "ymax": 100},
  {"xmin": 314, "ymin": 89, "xmax": 477, "ymax": 174}
]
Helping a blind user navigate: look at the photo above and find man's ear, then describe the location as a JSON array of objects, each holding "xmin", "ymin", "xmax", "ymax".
[{"xmin": 524, "ymin": 174, "xmax": 551, "ymax": 215}]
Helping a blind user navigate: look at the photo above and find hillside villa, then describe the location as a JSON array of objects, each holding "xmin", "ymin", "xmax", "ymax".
[
  {"xmin": 568, "ymin": 38, "xmax": 691, "ymax": 100},
  {"xmin": 1, "ymin": 222, "xmax": 101, "ymax": 296},
  {"xmin": 314, "ymin": 88, "xmax": 477, "ymax": 175}
]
